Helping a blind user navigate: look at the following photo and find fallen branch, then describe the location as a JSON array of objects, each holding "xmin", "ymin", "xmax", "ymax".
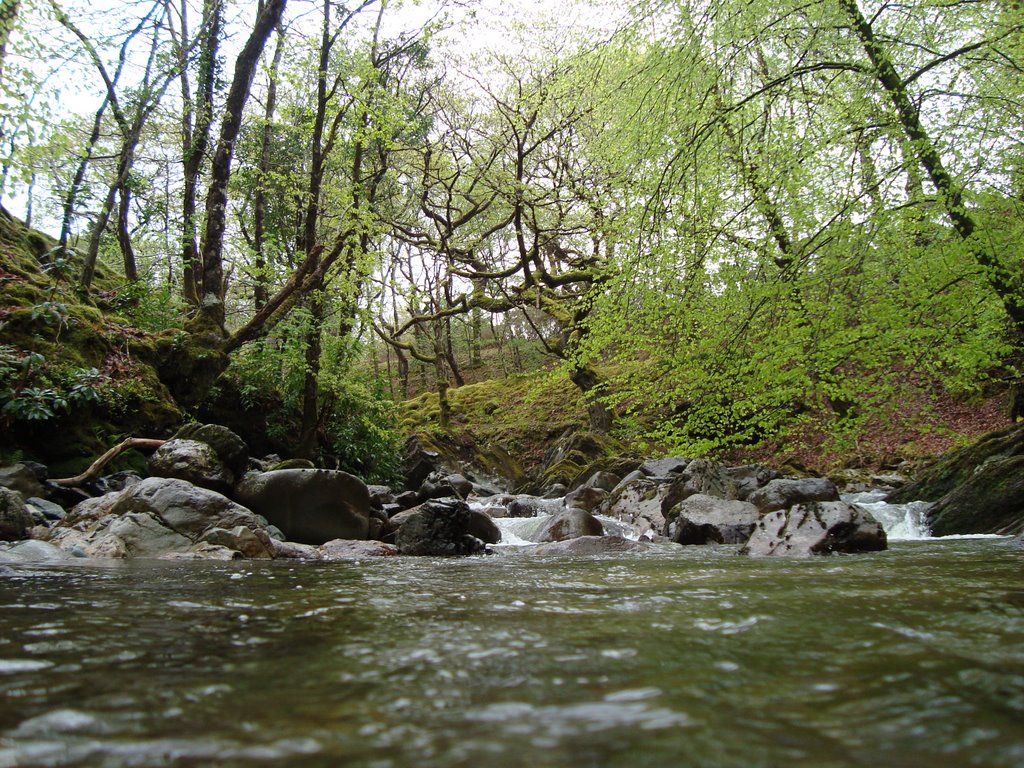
[{"xmin": 53, "ymin": 437, "xmax": 166, "ymax": 488}]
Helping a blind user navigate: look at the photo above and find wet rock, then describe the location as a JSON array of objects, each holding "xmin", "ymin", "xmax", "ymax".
[
  {"xmin": 201, "ymin": 526, "xmax": 272, "ymax": 559},
  {"xmin": 603, "ymin": 478, "xmax": 671, "ymax": 538},
  {"xmin": 666, "ymin": 494, "xmax": 760, "ymax": 545},
  {"xmin": 47, "ymin": 478, "xmax": 272, "ymax": 560},
  {"xmin": 0, "ymin": 463, "xmax": 45, "ymax": 501},
  {"xmin": 661, "ymin": 459, "xmax": 738, "ymax": 509},
  {"xmin": 445, "ymin": 474, "xmax": 474, "ymax": 498},
  {"xmin": 161, "ymin": 544, "xmax": 240, "ymax": 561},
  {"xmin": 925, "ymin": 454, "xmax": 1024, "ymax": 536},
  {"xmin": 0, "ymin": 539, "xmax": 76, "ymax": 563},
  {"xmin": 523, "ymin": 535, "xmax": 656, "ymax": 556},
  {"xmin": 639, "ymin": 457, "xmax": 690, "ymax": 478},
  {"xmin": 390, "ymin": 503, "xmax": 500, "ymax": 546},
  {"xmin": 173, "ymin": 423, "xmax": 249, "ymax": 476},
  {"xmin": 403, "ymin": 438, "xmax": 441, "ymax": 490},
  {"xmin": 366, "ymin": 485, "xmax": 395, "ymax": 509},
  {"xmin": 24, "ymin": 497, "xmax": 65, "ymax": 524},
  {"xmin": 747, "ymin": 477, "xmax": 839, "ymax": 513},
  {"xmin": 269, "ymin": 539, "xmax": 321, "ymax": 559},
  {"xmin": 0, "ymin": 487, "xmax": 33, "ymax": 541},
  {"xmin": 234, "ymin": 468, "xmax": 370, "ymax": 545},
  {"xmin": 394, "ymin": 490, "xmax": 421, "ymax": 510},
  {"xmin": 564, "ymin": 485, "xmax": 607, "ymax": 513},
  {"xmin": 396, "ymin": 499, "xmax": 487, "ymax": 556},
  {"xmin": 532, "ymin": 509, "xmax": 604, "ymax": 543},
  {"xmin": 92, "ymin": 471, "xmax": 143, "ymax": 494},
  {"xmin": 582, "ymin": 471, "xmax": 621, "ymax": 492},
  {"xmin": 543, "ymin": 483, "xmax": 569, "ymax": 499},
  {"xmin": 610, "ymin": 470, "xmax": 646, "ymax": 497},
  {"xmin": 741, "ymin": 501, "xmax": 887, "ymax": 557},
  {"xmin": 320, "ymin": 539, "xmax": 399, "ymax": 560},
  {"xmin": 112, "ymin": 478, "xmax": 264, "ymax": 541},
  {"xmin": 724, "ymin": 465, "xmax": 783, "ymax": 501},
  {"xmin": 148, "ymin": 439, "xmax": 235, "ymax": 495}
]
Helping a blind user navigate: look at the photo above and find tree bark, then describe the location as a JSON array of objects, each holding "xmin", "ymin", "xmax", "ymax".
[{"xmin": 197, "ymin": 0, "xmax": 288, "ymax": 329}]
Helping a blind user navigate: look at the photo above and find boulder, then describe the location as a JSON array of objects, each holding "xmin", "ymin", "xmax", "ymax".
[
  {"xmin": 25, "ymin": 497, "xmax": 65, "ymax": 523},
  {"xmin": 532, "ymin": 508, "xmax": 604, "ymax": 543},
  {"xmin": 148, "ymin": 439, "xmax": 235, "ymax": 494},
  {"xmin": 582, "ymin": 471, "xmax": 621, "ymax": 492},
  {"xmin": 445, "ymin": 474, "xmax": 474, "ymax": 498},
  {"xmin": 603, "ymin": 478, "xmax": 671, "ymax": 538},
  {"xmin": 564, "ymin": 485, "xmax": 607, "ymax": 513},
  {"xmin": 639, "ymin": 457, "xmax": 690, "ymax": 478},
  {"xmin": 395, "ymin": 499, "xmax": 487, "ymax": 556},
  {"xmin": 173, "ymin": 423, "xmax": 249, "ymax": 476},
  {"xmin": 0, "ymin": 540, "xmax": 76, "ymax": 563},
  {"xmin": 925, "ymin": 455, "xmax": 1024, "ymax": 536},
  {"xmin": 366, "ymin": 485, "xmax": 395, "ymax": 509},
  {"xmin": 0, "ymin": 463, "xmax": 45, "ymax": 501},
  {"xmin": 234, "ymin": 468, "xmax": 370, "ymax": 544},
  {"xmin": 111, "ymin": 477, "xmax": 265, "ymax": 541},
  {"xmin": 0, "ymin": 487, "xmax": 33, "ymax": 541},
  {"xmin": 888, "ymin": 423, "xmax": 1024, "ymax": 535},
  {"xmin": 661, "ymin": 459, "xmax": 738, "ymax": 509},
  {"xmin": 741, "ymin": 501, "xmax": 887, "ymax": 557},
  {"xmin": 523, "ymin": 535, "xmax": 655, "ymax": 556},
  {"xmin": 319, "ymin": 539, "xmax": 399, "ymax": 560},
  {"xmin": 747, "ymin": 477, "xmax": 839, "ymax": 513},
  {"xmin": 403, "ymin": 437, "xmax": 442, "ymax": 490},
  {"xmin": 200, "ymin": 526, "xmax": 272, "ymax": 559},
  {"xmin": 666, "ymin": 494, "xmax": 760, "ymax": 545},
  {"xmin": 724, "ymin": 465, "xmax": 783, "ymax": 500},
  {"xmin": 466, "ymin": 509, "xmax": 502, "ymax": 545},
  {"xmin": 47, "ymin": 478, "xmax": 272, "ymax": 560}
]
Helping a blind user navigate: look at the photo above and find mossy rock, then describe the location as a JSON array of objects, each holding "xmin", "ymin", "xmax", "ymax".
[
  {"xmin": 889, "ymin": 422, "xmax": 1024, "ymax": 503},
  {"xmin": 155, "ymin": 330, "xmax": 229, "ymax": 408}
]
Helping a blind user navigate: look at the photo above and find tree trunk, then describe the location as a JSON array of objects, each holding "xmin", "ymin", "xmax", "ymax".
[
  {"xmin": 116, "ymin": 181, "xmax": 138, "ymax": 281},
  {"xmin": 60, "ymin": 98, "xmax": 108, "ymax": 252},
  {"xmin": 179, "ymin": 0, "xmax": 221, "ymax": 307},
  {"xmin": 569, "ymin": 365, "xmax": 613, "ymax": 434},
  {"xmin": 197, "ymin": 0, "xmax": 288, "ymax": 329},
  {"xmin": 253, "ymin": 26, "xmax": 284, "ymax": 310}
]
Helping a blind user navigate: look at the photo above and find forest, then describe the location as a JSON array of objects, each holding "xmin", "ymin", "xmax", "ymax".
[{"xmin": 0, "ymin": 0, "xmax": 1022, "ymax": 481}]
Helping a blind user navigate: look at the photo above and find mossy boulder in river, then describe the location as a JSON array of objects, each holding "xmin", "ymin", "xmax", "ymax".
[{"xmin": 888, "ymin": 422, "xmax": 1024, "ymax": 536}]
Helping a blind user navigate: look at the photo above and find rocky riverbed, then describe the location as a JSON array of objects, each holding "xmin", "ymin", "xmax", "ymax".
[{"xmin": 2, "ymin": 420, "xmax": 1022, "ymax": 565}]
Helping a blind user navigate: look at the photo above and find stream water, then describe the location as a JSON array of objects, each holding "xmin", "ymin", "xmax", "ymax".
[{"xmin": 1, "ymin": 525, "xmax": 1022, "ymax": 767}]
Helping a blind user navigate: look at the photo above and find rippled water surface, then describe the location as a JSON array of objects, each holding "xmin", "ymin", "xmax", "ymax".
[{"xmin": 1, "ymin": 539, "xmax": 1023, "ymax": 767}]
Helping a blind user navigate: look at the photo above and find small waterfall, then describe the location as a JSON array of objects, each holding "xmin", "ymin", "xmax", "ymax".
[{"xmin": 844, "ymin": 491, "xmax": 932, "ymax": 540}]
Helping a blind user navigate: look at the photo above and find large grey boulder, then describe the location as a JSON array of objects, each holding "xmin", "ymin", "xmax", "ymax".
[
  {"xmin": 148, "ymin": 439, "xmax": 235, "ymax": 494},
  {"xmin": 532, "ymin": 508, "xmax": 604, "ymax": 543},
  {"xmin": 0, "ymin": 487, "xmax": 33, "ymax": 541},
  {"xmin": 0, "ymin": 540, "xmax": 76, "ymax": 563},
  {"xmin": 666, "ymin": 494, "xmax": 760, "ymax": 545},
  {"xmin": 660, "ymin": 459, "xmax": 739, "ymax": 510},
  {"xmin": 603, "ymin": 478, "xmax": 672, "ymax": 538},
  {"xmin": 747, "ymin": 477, "xmax": 839, "ymax": 513},
  {"xmin": 0, "ymin": 464, "xmax": 44, "ymax": 501},
  {"xmin": 741, "ymin": 501, "xmax": 887, "ymax": 557},
  {"xmin": 564, "ymin": 485, "xmax": 607, "ymax": 513},
  {"xmin": 396, "ymin": 499, "xmax": 487, "ymax": 556},
  {"xmin": 234, "ymin": 468, "xmax": 370, "ymax": 544},
  {"xmin": 47, "ymin": 478, "xmax": 272, "ymax": 560}
]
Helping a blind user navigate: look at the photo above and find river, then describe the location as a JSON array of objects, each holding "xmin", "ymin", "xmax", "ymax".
[{"xmin": 1, "ymin": 522, "xmax": 1022, "ymax": 767}]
